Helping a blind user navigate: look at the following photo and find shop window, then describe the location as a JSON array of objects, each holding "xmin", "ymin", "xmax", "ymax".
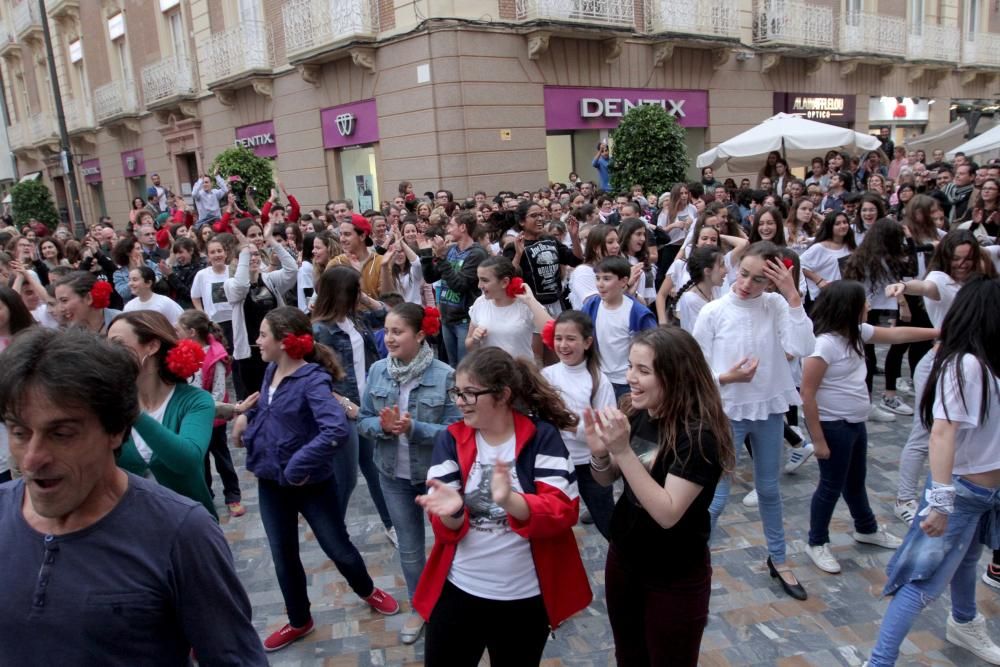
[{"xmin": 339, "ymin": 146, "xmax": 379, "ymax": 213}]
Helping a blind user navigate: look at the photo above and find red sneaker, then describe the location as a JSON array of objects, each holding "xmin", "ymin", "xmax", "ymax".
[
  {"xmin": 263, "ymin": 619, "xmax": 315, "ymax": 652},
  {"xmin": 365, "ymin": 588, "xmax": 400, "ymax": 615}
]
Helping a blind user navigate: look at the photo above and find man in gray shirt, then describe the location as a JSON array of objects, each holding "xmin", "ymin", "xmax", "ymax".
[{"xmin": 0, "ymin": 327, "xmax": 267, "ymax": 666}]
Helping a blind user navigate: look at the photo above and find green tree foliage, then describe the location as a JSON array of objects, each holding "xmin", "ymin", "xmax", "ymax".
[
  {"xmin": 610, "ymin": 104, "xmax": 689, "ymax": 195},
  {"xmin": 209, "ymin": 146, "xmax": 274, "ymax": 210},
  {"xmin": 10, "ymin": 179, "xmax": 60, "ymax": 230}
]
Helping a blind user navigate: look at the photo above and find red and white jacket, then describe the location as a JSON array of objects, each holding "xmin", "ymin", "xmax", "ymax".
[{"xmin": 413, "ymin": 411, "xmax": 592, "ymax": 628}]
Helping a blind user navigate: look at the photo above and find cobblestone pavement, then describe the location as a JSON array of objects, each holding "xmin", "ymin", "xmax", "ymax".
[{"xmin": 215, "ymin": 367, "xmax": 1000, "ymax": 666}]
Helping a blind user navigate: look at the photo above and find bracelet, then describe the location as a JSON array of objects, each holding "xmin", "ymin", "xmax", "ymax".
[
  {"xmin": 450, "ymin": 502, "xmax": 465, "ymax": 519},
  {"xmin": 590, "ymin": 454, "xmax": 611, "ymax": 472}
]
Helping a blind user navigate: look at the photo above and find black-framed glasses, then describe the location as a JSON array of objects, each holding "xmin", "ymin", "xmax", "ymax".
[{"xmin": 447, "ymin": 387, "xmax": 495, "ymax": 405}]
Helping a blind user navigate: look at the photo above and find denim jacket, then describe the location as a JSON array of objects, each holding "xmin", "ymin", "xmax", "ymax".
[
  {"xmin": 312, "ymin": 311, "xmax": 382, "ymax": 405},
  {"xmin": 358, "ymin": 357, "xmax": 461, "ymax": 484}
]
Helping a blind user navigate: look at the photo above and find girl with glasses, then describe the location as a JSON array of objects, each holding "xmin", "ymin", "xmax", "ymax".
[{"xmin": 414, "ymin": 346, "xmax": 591, "ymax": 666}]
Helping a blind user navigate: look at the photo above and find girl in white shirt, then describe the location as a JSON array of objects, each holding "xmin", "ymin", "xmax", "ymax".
[
  {"xmin": 541, "ymin": 310, "xmax": 617, "ymax": 538},
  {"xmin": 800, "ymin": 280, "xmax": 938, "ymax": 576},
  {"xmin": 122, "ymin": 265, "xmax": 184, "ymax": 326},
  {"xmin": 619, "ymin": 219, "xmax": 655, "ymax": 305},
  {"xmin": 467, "ymin": 256, "xmax": 553, "ymax": 364},
  {"xmin": 800, "ymin": 211, "xmax": 855, "ymax": 307},
  {"xmin": 380, "ymin": 237, "xmax": 426, "ymax": 306},
  {"xmin": 692, "ymin": 241, "xmax": 816, "ymax": 601},
  {"xmin": 568, "ymin": 224, "xmax": 619, "ymax": 310},
  {"xmin": 191, "ymin": 238, "xmax": 234, "ymax": 351},
  {"xmin": 673, "ymin": 246, "xmax": 724, "ymax": 334}
]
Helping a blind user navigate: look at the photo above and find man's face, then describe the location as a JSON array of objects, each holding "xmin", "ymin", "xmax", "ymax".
[
  {"xmin": 151, "ymin": 174, "xmax": 161, "ymax": 186},
  {"xmin": 339, "ymin": 222, "xmax": 361, "ymax": 252},
  {"xmin": 101, "ymin": 227, "xmax": 116, "ymax": 245},
  {"xmin": 474, "ymin": 193, "xmax": 486, "ymax": 205},
  {"xmin": 139, "ymin": 225, "xmax": 156, "ymax": 247},
  {"xmin": 580, "ymin": 182, "xmax": 593, "ymax": 198},
  {"xmin": 740, "ymin": 179, "xmax": 751, "ymax": 189},
  {"xmin": 8, "ymin": 389, "xmax": 123, "ymax": 527},
  {"xmin": 392, "ymin": 196, "xmax": 406, "ymax": 209},
  {"xmin": 387, "ymin": 207, "xmax": 401, "ymax": 226},
  {"xmin": 937, "ymin": 170, "xmax": 953, "ymax": 187},
  {"xmin": 933, "ymin": 150, "xmax": 944, "ymax": 162},
  {"xmin": 880, "ymin": 127, "xmax": 890, "ymax": 139},
  {"xmin": 333, "ymin": 203, "xmax": 351, "ymax": 224},
  {"xmin": 714, "ymin": 186, "xmax": 728, "ymax": 203},
  {"xmin": 975, "ymin": 168, "xmax": 988, "ymax": 187},
  {"xmin": 955, "ymin": 165, "xmax": 973, "ymax": 187},
  {"xmin": 372, "ymin": 217, "xmax": 387, "ymax": 241},
  {"xmin": 435, "ymin": 191, "xmax": 449, "ymax": 205}
]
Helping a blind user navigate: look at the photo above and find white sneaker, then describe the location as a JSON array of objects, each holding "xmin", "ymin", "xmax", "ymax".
[
  {"xmin": 894, "ymin": 499, "xmax": 918, "ymax": 526},
  {"xmin": 853, "ymin": 527, "xmax": 902, "ymax": 550},
  {"xmin": 385, "ymin": 526, "xmax": 399, "ymax": 549},
  {"xmin": 896, "ymin": 378, "xmax": 911, "ymax": 395},
  {"xmin": 881, "ymin": 394, "xmax": 914, "ymax": 416},
  {"xmin": 806, "ymin": 543, "xmax": 841, "ymax": 574},
  {"xmin": 742, "ymin": 489, "xmax": 758, "ymax": 507},
  {"xmin": 869, "ymin": 404, "xmax": 897, "ymax": 422},
  {"xmin": 400, "ymin": 611, "xmax": 425, "ymax": 645},
  {"xmin": 785, "ymin": 443, "xmax": 814, "ymax": 474},
  {"xmin": 946, "ymin": 613, "xmax": 1000, "ymax": 665}
]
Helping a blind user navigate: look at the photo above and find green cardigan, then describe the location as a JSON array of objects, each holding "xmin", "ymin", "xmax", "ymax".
[{"xmin": 118, "ymin": 382, "xmax": 218, "ymax": 519}]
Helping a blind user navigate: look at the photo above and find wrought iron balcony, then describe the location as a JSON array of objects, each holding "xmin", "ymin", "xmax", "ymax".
[
  {"xmin": 752, "ymin": 0, "xmax": 834, "ymax": 50},
  {"xmin": 906, "ymin": 24, "xmax": 960, "ymax": 63},
  {"xmin": 63, "ymin": 98, "xmax": 96, "ymax": 133},
  {"xmin": 94, "ymin": 79, "xmax": 140, "ymax": 124},
  {"xmin": 648, "ymin": 0, "xmax": 740, "ymax": 39},
  {"xmin": 142, "ymin": 54, "xmax": 196, "ymax": 108},
  {"xmin": 282, "ymin": 0, "xmax": 378, "ymax": 63},
  {"xmin": 840, "ymin": 11, "xmax": 906, "ymax": 57},
  {"xmin": 515, "ymin": 0, "xmax": 638, "ymax": 30},
  {"xmin": 13, "ymin": 0, "xmax": 42, "ymax": 41},
  {"xmin": 961, "ymin": 32, "xmax": 1000, "ymax": 68},
  {"xmin": 29, "ymin": 110, "xmax": 58, "ymax": 147},
  {"xmin": 202, "ymin": 20, "xmax": 273, "ymax": 88}
]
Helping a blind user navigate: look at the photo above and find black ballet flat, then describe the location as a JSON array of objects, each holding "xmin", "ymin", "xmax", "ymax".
[{"xmin": 767, "ymin": 556, "xmax": 808, "ymax": 601}]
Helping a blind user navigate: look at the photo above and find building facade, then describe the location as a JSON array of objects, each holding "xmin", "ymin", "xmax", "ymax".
[{"xmin": 1, "ymin": 0, "xmax": 998, "ymax": 227}]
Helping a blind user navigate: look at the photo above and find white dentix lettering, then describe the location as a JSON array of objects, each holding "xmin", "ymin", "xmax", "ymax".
[
  {"xmin": 666, "ymin": 99, "xmax": 686, "ymax": 117},
  {"xmin": 580, "ymin": 98, "xmax": 603, "ymax": 117},
  {"xmin": 234, "ymin": 133, "xmax": 275, "ymax": 149},
  {"xmin": 579, "ymin": 96, "xmax": 689, "ymax": 119},
  {"xmin": 604, "ymin": 98, "xmax": 623, "ymax": 117}
]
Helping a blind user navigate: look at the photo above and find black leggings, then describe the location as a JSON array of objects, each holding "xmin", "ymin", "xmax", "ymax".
[
  {"xmin": 864, "ymin": 309, "xmax": 896, "ymax": 394},
  {"xmin": 424, "ymin": 581, "xmax": 549, "ymax": 667}
]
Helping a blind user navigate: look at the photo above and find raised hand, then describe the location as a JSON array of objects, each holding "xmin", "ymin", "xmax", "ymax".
[
  {"xmin": 491, "ymin": 461, "xmax": 513, "ymax": 506},
  {"xmin": 416, "ymin": 479, "xmax": 464, "ymax": 517}
]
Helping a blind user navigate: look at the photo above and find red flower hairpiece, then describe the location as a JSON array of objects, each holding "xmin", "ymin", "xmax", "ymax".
[
  {"xmin": 90, "ymin": 281, "xmax": 113, "ymax": 310},
  {"xmin": 541, "ymin": 319, "xmax": 556, "ymax": 351},
  {"xmin": 781, "ymin": 258, "xmax": 794, "ymax": 270},
  {"xmin": 165, "ymin": 339, "xmax": 206, "ymax": 379},
  {"xmin": 282, "ymin": 333, "xmax": 314, "ymax": 360},
  {"xmin": 422, "ymin": 307, "xmax": 441, "ymax": 337},
  {"xmin": 505, "ymin": 276, "xmax": 526, "ymax": 298}
]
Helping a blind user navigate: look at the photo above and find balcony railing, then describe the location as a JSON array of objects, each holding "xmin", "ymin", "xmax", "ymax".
[
  {"xmin": 12, "ymin": 0, "xmax": 42, "ymax": 39},
  {"xmin": 961, "ymin": 32, "xmax": 1000, "ymax": 68},
  {"xmin": 515, "ymin": 0, "xmax": 637, "ymax": 30},
  {"xmin": 6, "ymin": 121, "xmax": 26, "ymax": 150},
  {"xmin": 906, "ymin": 23, "xmax": 960, "ymax": 63},
  {"xmin": 142, "ymin": 54, "xmax": 195, "ymax": 107},
  {"xmin": 283, "ymin": 0, "xmax": 378, "ymax": 62},
  {"xmin": 648, "ymin": 0, "xmax": 740, "ymax": 38},
  {"xmin": 94, "ymin": 79, "xmax": 140, "ymax": 123},
  {"xmin": 840, "ymin": 11, "xmax": 906, "ymax": 57},
  {"xmin": 752, "ymin": 0, "xmax": 834, "ymax": 49},
  {"xmin": 29, "ymin": 111, "xmax": 57, "ymax": 146},
  {"xmin": 203, "ymin": 20, "xmax": 272, "ymax": 87},
  {"xmin": 64, "ymin": 98, "xmax": 96, "ymax": 133}
]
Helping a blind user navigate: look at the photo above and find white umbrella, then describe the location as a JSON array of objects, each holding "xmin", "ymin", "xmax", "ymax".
[
  {"xmin": 946, "ymin": 124, "xmax": 1000, "ymax": 159},
  {"xmin": 697, "ymin": 112, "xmax": 882, "ymax": 172}
]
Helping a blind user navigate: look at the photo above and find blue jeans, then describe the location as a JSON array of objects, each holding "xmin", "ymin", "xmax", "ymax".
[
  {"xmin": 440, "ymin": 320, "xmax": 469, "ymax": 367},
  {"xmin": 257, "ymin": 477, "xmax": 375, "ymax": 627},
  {"xmin": 379, "ymin": 473, "xmax": 427, "ymax": 601},
  {"xmin": 709, "ymin": 413, "xmax": 788, "ymax": 564},
  {"xmin": 331, "ymin": 421, "xmax": 392, "ymax": 529},
  {"xmin": 808, "ymin": 420, "xmax": 878, "ymax": 546},
  {"xmin": 869, "ymin": 476, "xmax": 998, "ymax": 666}
]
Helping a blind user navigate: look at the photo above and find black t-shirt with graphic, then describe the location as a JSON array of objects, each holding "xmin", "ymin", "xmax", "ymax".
[
  {"xmin": 610, "ymin": 410, "xmax": 723, "ymax": 583},
  {"xmin": 504, "ymin": 236, "xmax": 581, "ymax": 305}
]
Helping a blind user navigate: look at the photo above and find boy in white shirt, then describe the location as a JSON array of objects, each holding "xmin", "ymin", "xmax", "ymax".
[{"xmin": 580, "ymin": 256, "xmax": 657, "ymax": 399}]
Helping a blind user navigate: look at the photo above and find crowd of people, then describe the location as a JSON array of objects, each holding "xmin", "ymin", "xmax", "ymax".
[{"xmin": 0, "ymin": 141, "xmax": 999, "ymax": 667}]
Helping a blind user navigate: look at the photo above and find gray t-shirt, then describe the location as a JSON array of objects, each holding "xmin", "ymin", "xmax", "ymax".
[{"xmin": 0, "ymin": 474, "xmax": 267, "ymax": 666}]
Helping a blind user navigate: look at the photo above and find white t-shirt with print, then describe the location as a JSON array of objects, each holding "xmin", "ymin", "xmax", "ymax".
[
  {"xmin": 448, "ymin": 432, "xmax": 539, "ymax": 600},
  {"xmin": 191, "ymin": 266, "xmax": 233, "ymax": 323},
  {"xmin": 933, "ymin": 353, "xmax": 1000, "ymax": 476}
]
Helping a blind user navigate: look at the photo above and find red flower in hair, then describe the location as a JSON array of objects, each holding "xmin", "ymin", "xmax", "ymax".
[
  {"xmin": 282, "ymin": 333, "xmax": 315, "ymax": 360},
  {"xmin": 782, "ymin": 258, "xmax": 794, "ymax": 270},
  {"xmin": 422, "ymin": 307, "xmax": 441, "ymax": 337},
  {"xmin": 165, "ymin": 339, "xmax": 206, "ymax": 379},
  {"xmin": 505, "ymin": 276, "xmax": 526, "ymax": 298},
  {"xmin": 90, "ymin": 281, "xmax": 113, "ymax": 309},
  {"xmin": 541, "ymin": 319, "xmax": 556, "ymax": 351}
]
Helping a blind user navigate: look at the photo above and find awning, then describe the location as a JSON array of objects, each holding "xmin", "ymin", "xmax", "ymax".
[
  {"xmin": 17, "ymin": 171, "xmax": 41, "ymax": 183},
  {"xmin": 947, "ymin": 124, "xmax": 1000, "ymax": 159},
  {"xmin": 904, "ymin": 119, "xmax": 968, "ymax": 152}
]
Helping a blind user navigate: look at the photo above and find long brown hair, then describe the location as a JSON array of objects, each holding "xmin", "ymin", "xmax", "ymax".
[
  {"xmin": 457, "ymin": 346, "xmax": 578, "ymax": 430},
  {"xmin": 265, "ymin": 306, "xmax": 344, "ymax": 380},
  {"xmin": 311, "ymin": 265, "xmax": 360, "ymax": 324},
  {"xmin": 624, "ymin": 327, "xmax": 734, "ymax": 473},
  {"xmin": 110, "ymin": 311, "xmax": 189, "ymax": 385}
]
